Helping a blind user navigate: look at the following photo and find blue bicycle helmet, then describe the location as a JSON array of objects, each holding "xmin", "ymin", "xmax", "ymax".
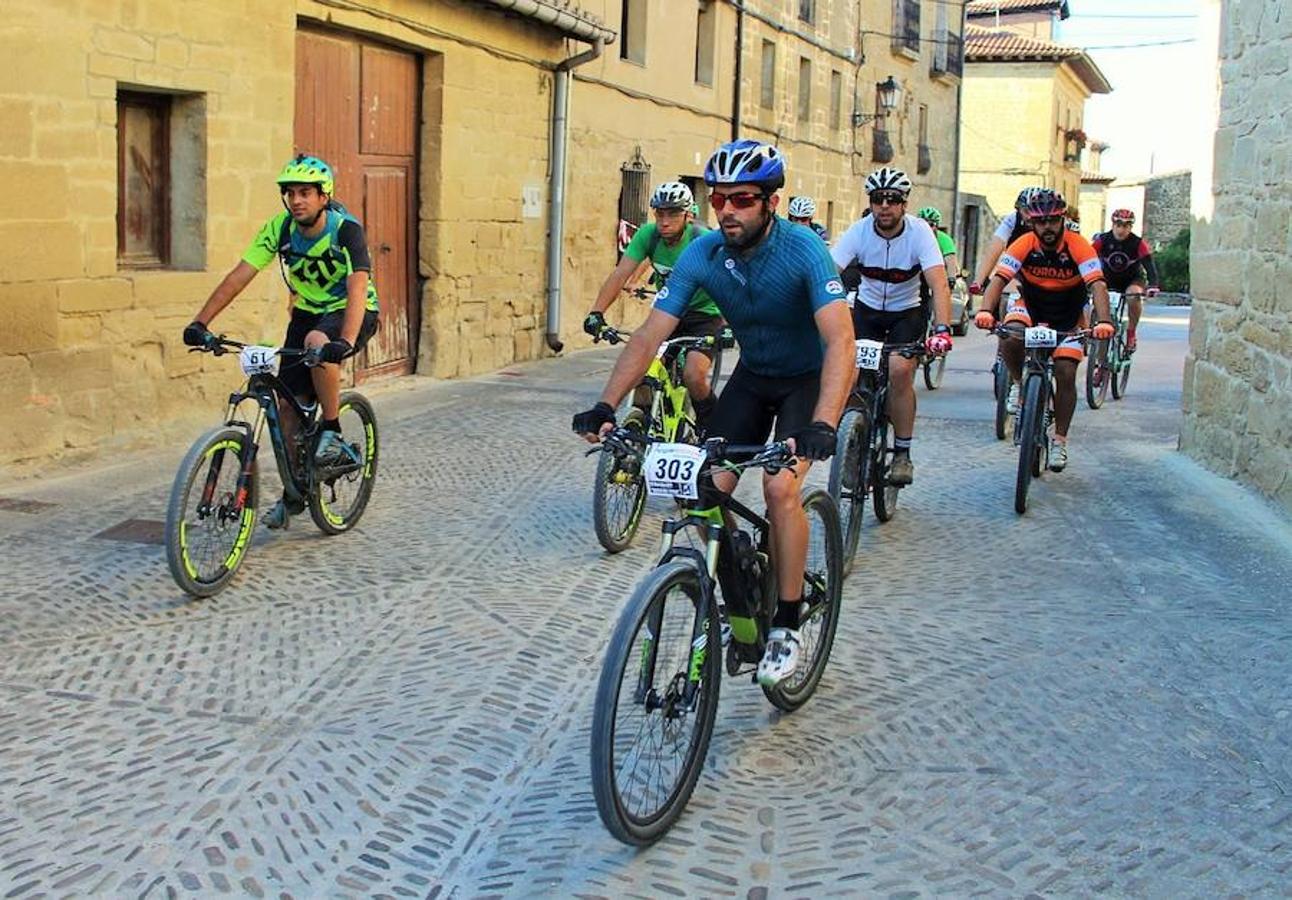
[{"xmin": 703, "ymin": 140, "xmax": 786, "ymax": 191}]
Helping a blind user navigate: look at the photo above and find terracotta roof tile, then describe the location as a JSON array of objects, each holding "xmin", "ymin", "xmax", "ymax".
[
  {"xmin": 967, "ymin": 0, "xmax": 1068, "ymax": 17},
  {"xmin": 964, "ymin": 24, "xmax": 1081, "ymax": 61}
]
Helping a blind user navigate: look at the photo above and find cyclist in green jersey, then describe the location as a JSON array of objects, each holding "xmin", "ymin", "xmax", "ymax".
[
  {"xmin": 917, "ymin": 206, "xmax": 960, "ymax": 283},
  {"xmin": 583, "ymin": 182, "xmax": 724, "ymax": 425},
  {"xmin": 184, "ymin": 154, "xmax": 381, "ymax": 529}
]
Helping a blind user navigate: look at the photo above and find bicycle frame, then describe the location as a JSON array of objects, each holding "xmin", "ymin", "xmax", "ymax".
[
  {"xmin": 640, "ymin": 348, "xmax": 692, "ymax": 442},
  {"xmin": 224, "ymin": 370, "xmax": 317, "ymax": 508}
]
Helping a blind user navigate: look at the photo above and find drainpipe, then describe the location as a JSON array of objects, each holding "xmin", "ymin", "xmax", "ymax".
[
  {"xmin": 732, "ymin": 1, "xmax": 744, "ymax": 139},
  {"xmin": 545, "ymin": 38, "xmax": 603, "ymax": 353}
]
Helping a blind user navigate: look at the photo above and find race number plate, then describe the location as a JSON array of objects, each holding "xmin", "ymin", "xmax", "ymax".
[
  {"xmin": 643, "ymin": 442, "xmax": 705, "ymax": 500},
  {"xmin": 239, "ymin": 345, "xmax": 278, "ymax": 375},
  {"xmin": 1024, "ymin": 326, "xmax": 1058, "ymax": 348},
  {"xmin": 855, "ymin": 339, "xmax": 884, "ymax": 370}
]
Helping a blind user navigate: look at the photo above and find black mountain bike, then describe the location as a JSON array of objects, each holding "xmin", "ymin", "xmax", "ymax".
[
  {"xmin": 1085, "ymin": 290, "xmax": 1133, "ymax": 409},
  {"xmin": 164, "ymin": 336, "xmax": 378, "ymax": 596},
  {"xmin": 827, "ymin": 339, "xmax": 927, "ymax": 573},
  {"xmin": 590, "ymin": 432, "xmax": 842, "ymax": 845},
  {"xmin": 991, "ymin": 323, "xmax": 1088, "ymax": 515}
]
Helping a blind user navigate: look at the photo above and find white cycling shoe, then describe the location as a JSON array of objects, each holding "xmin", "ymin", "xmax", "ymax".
[{"xmin": 757, "ymin": 628, "xmax": 802, "ymax": 688}]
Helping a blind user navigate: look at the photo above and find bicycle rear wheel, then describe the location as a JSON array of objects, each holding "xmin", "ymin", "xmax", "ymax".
[
  {"xmin": 591, "ymin": 561, "xmax": 721, "ymax": 845},
  {"xmin": 309, "ymin": 392, "xmax": 379, "ymax": 535},
  {"xmin": 871, "ymin": 416, "xmax": 899, "ymax": 523},
  {"xmin": 1014, "ymin": 375, "xmax": 1044, "ymax": 514},
  {"xmin": 993, "ymin": 359, "xmax": 1011, "ymax": 441},
  {"xmin": 922, "ymin": 353, "xmax": 946, "ymax": 390},
  {"xmin": 165, "ymin": 425, "xmax": 258, "ymax": 597},
  {"xmin": 1085, "ymin": 340, "xmax": 1110, "ymax": 409},
  {"xmin": 764, "ymin": 490, "xmax": 843, "ymax": 712},
  {"xmin": 826, "ymin": 408, "xmax": 870, "ymax": 576}
]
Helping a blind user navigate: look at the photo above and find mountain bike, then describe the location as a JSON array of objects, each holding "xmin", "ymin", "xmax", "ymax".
[
  {"xmin": 992, "ymin": 323, "xmax": 1088, "ymax": 515},
  {"xmin": 164, "ymin": 336, "xmax": 378, "ymax": 596},
  {"xmin": 589, "ymin": 432, "xmax": 842, "ymax": 845},
  {"xmin": 588, "ymin": 322, "xmax": 733, "ymax": 553},
  {"xmin": 827, "ymin": 338, "xmax": 927, "ymax": 573},
  {"xmin": 920, "ymin": 313, "xmax": 947, "ymax": 390},
  {"xmin": 1085, "ymin": 290, "xmax": 1133, "ymax": 408},
  {"xmin": 992, "ymin": 349, "xmax": 1012, "ymax": 440}
]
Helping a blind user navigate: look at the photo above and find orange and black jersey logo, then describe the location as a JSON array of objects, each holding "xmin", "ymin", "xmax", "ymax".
[{"xmin": 995, "ymin": 232, "xmax": 1105, "ymax": 294}]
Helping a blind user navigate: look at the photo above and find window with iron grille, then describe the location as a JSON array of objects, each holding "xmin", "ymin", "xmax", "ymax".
[
  {"xmin": 892, "ymin": 0, "xmax": 921, "ymax": 56},
  {"xmin": 799, "ymin": 0, "xmax": 815, "ymax": 24},
  {"xmin": 946, "ymin": 32, "xmax": 963, "ymax": 76}
]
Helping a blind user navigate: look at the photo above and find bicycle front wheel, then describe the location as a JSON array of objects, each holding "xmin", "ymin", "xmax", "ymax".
[
  {"xmin": 922, "ymin": 353, "xmax": 946, "ymax": 390},
  {"xmin": 993, "ymin": 360, "xmax": 1011, "ymax": 441},
  {"xmin": 1085, "ymin": 340, "xmax": 1110, "ymax": 409},
  {"xmin": 826, "ymin": 408, "xmax": 870, "ymax": 576},
  {"xmin": 1111, "ymin": 339, "xmax": 1132, "ymax": 399},
  {"xmin": 165, "ymin": 425, "xmax": 258, "ymax": 597},
  {"xmin": 592, "ymin": 437, "xmax": 647, "ymax": 553},
  {"xmin": 1014, "ymin": 375, "xmax": 1045, "ymax": 515},
  {"xmin": 871, "ymin": 417, "xmax": 899, "ymax": 523},
  {"xmin": 764, "ymin": 489, "xmax": 843, "ymax": 712},
  {"xmin": 309, "ymin": 392, "xmax": 379, "ymax": 535},
  {"xmin": 590, "ymin": 561, "xmax": 722, "ymax": 846}
]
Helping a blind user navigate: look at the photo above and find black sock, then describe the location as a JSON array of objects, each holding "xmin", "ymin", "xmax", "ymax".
[
  {"xmin": 773, "ymin": 599, "xmax": 802, "ymax": 630},
  {"xmin": 693, "ymin": 393, "xmax": 717, "ymax": 427},
  {"xmin": 322, "ymin": 418, "xmax": 341, "ymax": 433}
]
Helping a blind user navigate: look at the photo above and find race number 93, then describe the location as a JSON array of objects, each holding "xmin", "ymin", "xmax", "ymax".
[{"xmin": 643, "ymin": 443, "xmax": 705, "ymax": 500}]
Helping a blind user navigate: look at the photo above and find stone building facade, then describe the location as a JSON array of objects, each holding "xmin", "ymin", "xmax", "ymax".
[
  {"xmin": 1142, "ymin": 170, "xmax": 1192, "ymax": 248},
  {"xmin": 0, "ymin": 0, "xmax": 964, "ymax": 467},
  {"xmin": 1182, "ymin": 0, "xmax": 1292, "ymax": 513}
]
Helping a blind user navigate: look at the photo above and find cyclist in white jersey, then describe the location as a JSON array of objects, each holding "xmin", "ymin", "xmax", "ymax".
[{"xmin": 830, "ymin": 167, "xmax": 953, "ymax": 486}]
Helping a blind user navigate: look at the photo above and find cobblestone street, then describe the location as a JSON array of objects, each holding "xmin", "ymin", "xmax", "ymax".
[{"xmin": 1, "ymin": 305, "xmax": 1290, "ymax": 897}]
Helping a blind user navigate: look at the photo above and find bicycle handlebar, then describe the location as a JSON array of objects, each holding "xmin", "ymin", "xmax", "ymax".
[
  {"xmin": 190, "ymin": 335, "xmax": 320, "ymax": 365},
  {"xmin": 989, "ymin": 323, "xmax": 1091, "ymax": 340},
  {"xmin": 594, "ymin": 325, "xmax": 735, "ymax": 351},
  {"xmin": 590, "ymin": 428, "xmax": 796, "ymax": 475}
]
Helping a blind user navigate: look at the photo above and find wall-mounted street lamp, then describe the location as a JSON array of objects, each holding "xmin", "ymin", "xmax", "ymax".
[{"xmin": 851, "ymin": 76, "xmax": 902, "ymax": 127}]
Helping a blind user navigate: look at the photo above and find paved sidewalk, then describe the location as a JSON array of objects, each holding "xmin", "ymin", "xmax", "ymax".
[{"xmin": 1, "ymin": 305, "xmax": 1290, "ymax": 897}]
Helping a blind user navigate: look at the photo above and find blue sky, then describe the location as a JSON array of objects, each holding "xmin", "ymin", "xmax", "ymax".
[{"xmin": 1055, "ymin": 0, "xmax": 1211, "ymax": 180}]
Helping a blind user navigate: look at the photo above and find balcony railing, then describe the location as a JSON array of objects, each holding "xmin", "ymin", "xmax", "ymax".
[{"xmin": 932, "ymin": 33, "xmax": 963, "ymax": 77}]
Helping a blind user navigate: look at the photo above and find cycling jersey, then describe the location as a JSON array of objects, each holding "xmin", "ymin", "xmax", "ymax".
[
  {"xmin": 934, "ymin": 229, "xmax": 957, "ymax": 257},
  {"xmin": 830, "ymin": 214, "xmax": 945, "ymax": 313},
  {"xmin": 993, "ymin": 211, "xmax": 1031, "ymax": 247},
  {"xmin": 1091, "ymin": 230, "xmax": 1159, "ymax": 291},
  {"xmin": 623, "ymin": 222, "xmax": 721, "ymax": 317},
  {"xmin": 995, "ymin": 231, "xmax": 1104, "ymax": 331},
  {"xmin": 809, "ymin": 221, "xmax": 829, "ymax": 242},
  {"xmin": 243, "ymin": 208, "xmax": 380, "ymax": 315},
  {"xmin": 656, "ymin": 216, "xmax": 846, "ymax": 378}
]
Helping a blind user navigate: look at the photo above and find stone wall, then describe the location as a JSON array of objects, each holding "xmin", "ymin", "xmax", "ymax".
[
  {"xmin": 1182, "ymin": 0, "xmax": 1292, "ymax": 513},
  {"xmin": 1143, "ymin": 170, "xmax": 1192, "ymax": 247}
]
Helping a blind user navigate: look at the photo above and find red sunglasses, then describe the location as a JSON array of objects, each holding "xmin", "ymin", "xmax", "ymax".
[{"xmin": 709, "ymin": 191, "xmax": 768, "ymax": 211}]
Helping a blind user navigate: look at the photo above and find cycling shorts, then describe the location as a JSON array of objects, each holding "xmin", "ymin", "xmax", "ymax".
[
  {"xmin": 1002, "ymin": 296, "xmax": 1084, "ymax": 362},
  {"xmin": 707, "ymin": 362, "xmax": 819, "ymax": 445},
  {"xmin": 852, "ymin": 304, "xmax": 927, "ymax": 346},
  {"xmin": 280, "ymin": 307, "xmax": 380, "ymax": 400},
  {"xmin": 1105, "ymin": 266, "xmax": 1147, "ymax": 294}
]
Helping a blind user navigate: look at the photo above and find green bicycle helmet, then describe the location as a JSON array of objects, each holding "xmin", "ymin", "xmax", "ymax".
[
  {"xmin": 276, "ymin": 154, "xmax": 334, "ymax": 196},
  {"xmin": 917, "ymin": 206, "xmax": 942, "ymax": 227}
]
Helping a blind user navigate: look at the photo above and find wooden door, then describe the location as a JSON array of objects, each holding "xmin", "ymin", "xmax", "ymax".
[{"xmin": 295, "ymin": 30, "xmax": 419, "ymax": 380}]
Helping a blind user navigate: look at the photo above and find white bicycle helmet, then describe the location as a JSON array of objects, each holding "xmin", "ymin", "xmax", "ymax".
[
  {"xmin": 864, "ymin": 167, "xmax": 913, "ymax": 197},
  {"xmin": 650, "ymin": 181, "xmax": 694, "ymax": 210},
  {"xmin": 788, "ymin": 196, "xmax": 817, "ymax": 218}
]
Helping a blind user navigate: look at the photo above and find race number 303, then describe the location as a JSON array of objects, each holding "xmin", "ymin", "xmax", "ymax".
[{"xmin": 643, "ymin": 443, "xmax": 705, "ymax": 500}]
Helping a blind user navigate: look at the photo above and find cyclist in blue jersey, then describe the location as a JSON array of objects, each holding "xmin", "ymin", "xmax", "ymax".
[{"xmin": 574, "ymin": 140, "xmax": 855, "ymax": 688}]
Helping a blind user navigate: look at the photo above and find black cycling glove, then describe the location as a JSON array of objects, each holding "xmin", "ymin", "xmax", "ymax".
[
  {"xmin": 792, "ymin": 421, "xmax": 837, "ymax": 461},
  {"xmin": 318, "ymin": 338, "xmax": 353, "ymax": 364},
  {"xmin": 183, "ymin": 321, "xmax": 214, "ymax": 348},
  {"xmin": 583, "ymin": 311, "xmax": 606, "ymax": 338},
  {"xmin": 572, "ymin": 401, "xmax": 616, "ymax": 436}
]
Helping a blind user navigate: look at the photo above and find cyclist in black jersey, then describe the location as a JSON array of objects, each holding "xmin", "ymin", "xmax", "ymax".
[{"xmin": 1090, "ymin": 208, "xmax": 1160, "ymax": 353}]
